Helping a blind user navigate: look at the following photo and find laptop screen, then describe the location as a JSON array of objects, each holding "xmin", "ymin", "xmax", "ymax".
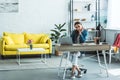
[{"xmin": 59, "ymin": 36, "xmax": 73, "ymax": 45}]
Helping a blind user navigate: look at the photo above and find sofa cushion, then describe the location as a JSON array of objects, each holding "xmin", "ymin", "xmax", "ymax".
[
  {"xmin": 3, "ymin": 32, "xmax": 24, "ymax": 44},
  {"xmin": 25, "ymin": 33, "xmax": 46, "ymax": 44},
  {"xmin": 3, "ymin": 36, "xmax": 14, "ymax": 45},
  {"xmin": 32, "ymin": 44, "xmax": 49, "ymax": 48},
  {"xmin": 39, "ymin": 35, "xmax": 49, "ymax": 43},
  {"xmin": 4, "ymin": 44, "xmax": 49, "ymax": 51},
  {"xmin": 4, "ymin": 44, "xmax": 28, "ymax": 51}
]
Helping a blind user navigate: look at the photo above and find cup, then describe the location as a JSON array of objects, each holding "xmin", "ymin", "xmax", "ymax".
[
  {"xmin": 113, "ymin": 47, "xmax": 119, "ymax": 53},
  {"xmin": 94, "ymin": 37, "xmax": 100, "ymax": 44}
]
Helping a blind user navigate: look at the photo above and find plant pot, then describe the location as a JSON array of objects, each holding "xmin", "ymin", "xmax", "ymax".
[
  {"xmin": 94, "ymin": 37, "xmax": 100, "ymax": 44},
  {"xmin": 55, "ymin": 50, "xmax": 62, "ymax": 56}
]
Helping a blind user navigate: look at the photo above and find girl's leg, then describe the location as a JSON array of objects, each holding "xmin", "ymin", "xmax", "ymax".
[
  {"xmin": 76, "ymin": 66, "xmax": 81, "ymax": 75},
  {"xmin": 71, "ymin": 52, "xmax": 79, "ymax": 78},
  {"xmin": 76, "ymin": 66, "xmax": 82, "ymax": 77},
  {"xmin": 71, "ymin": 65, "xmax": 76, "ymax": 77}
]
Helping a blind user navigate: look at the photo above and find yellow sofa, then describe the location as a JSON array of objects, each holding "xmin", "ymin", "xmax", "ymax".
[{"xmin": 0, "ymin": 32, "xmax": 52, "ymax": 56}]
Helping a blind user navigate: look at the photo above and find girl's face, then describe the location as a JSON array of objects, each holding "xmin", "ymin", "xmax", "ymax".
[{"xmin": 74, "ymin": 24, "xmax": 83, "ymax": 31}]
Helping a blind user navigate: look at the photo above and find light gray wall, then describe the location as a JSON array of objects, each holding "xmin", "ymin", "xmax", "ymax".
[
  {"xmin": 102, "ymin": 29, "xmax": 120, "ymax": 45},
  {"xmin": 0, "ymin": 0, "xmax": 69, "ymax": 36}
]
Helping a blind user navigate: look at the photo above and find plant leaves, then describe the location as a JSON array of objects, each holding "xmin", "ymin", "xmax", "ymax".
[
  {"xmin": 50, "ymin": 30, "xmax": 60, "ymax": 38},
  {"xmin": 50, "ymin": 22, "xmax": 66, "ymax": 43},
  {"xmin": 60, "ymin": 29, "xmax": 66, "ymax": 32},
  {"xmin": 50, "ymin": 33, "xmax": 56, "ymax": 36},
  {"xmin": 51, "ymin": 30, "xmax": 59, "ymax": 33},
  {"xmin": 54, "ymin": 24, "xmax": 59, "ymax": 29},
  {"xmin": 61, "ymin": 35, "xmax": 66, "ymax": 38},
  {"xmin": 60, "ymin": 22, "xmax": 66, "ymax": 29}
]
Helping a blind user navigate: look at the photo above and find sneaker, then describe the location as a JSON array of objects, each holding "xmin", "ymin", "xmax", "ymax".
[
  {"xmin": 71, "ymin": 75, "xmax": 75, "ymax": 79},
  {"xmin": 77, "ymin": 74, "xmax": 82, "ymax": 78}
]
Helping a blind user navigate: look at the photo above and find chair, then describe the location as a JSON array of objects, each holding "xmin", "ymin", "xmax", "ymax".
[
  {"xmin": 108, "ymin": 46, "xmax": 119, "ymax": 64},
  {"xmin": 65, "ymin": 52, "xmax": 87, "ymax": 76},
  {"xmin": 107, "ymin": 33, "xmax": 120, "ymax": 64}
]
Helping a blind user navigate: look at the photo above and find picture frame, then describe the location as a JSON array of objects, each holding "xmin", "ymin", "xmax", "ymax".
[{"xmin": 0, "ymin": 0, "xmax": 18, "ymax": 13}]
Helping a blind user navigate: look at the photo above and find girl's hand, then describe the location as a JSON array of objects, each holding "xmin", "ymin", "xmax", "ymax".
[{"xmin": 78, "ymin": 30, "xmax": 82, "ymax": 35}]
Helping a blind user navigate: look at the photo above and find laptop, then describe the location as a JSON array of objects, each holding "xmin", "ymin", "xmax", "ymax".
[{"xmin": 59, "ymin": 36, "xmax": 73, "ymax": 45}]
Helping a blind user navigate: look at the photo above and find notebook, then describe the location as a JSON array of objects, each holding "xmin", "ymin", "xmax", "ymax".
[{"xmin": 59, "ymin": 36, "xmax": 73, "ymax": 45}]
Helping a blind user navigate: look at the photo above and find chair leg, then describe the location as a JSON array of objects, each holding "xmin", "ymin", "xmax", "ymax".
[
  {"xmin": 109, "ymin": 50, "xmax": 112, "ymax": 64},
  {"xmin": 66, "ymin": 67, "xmax": 87, "ymax": 74}
]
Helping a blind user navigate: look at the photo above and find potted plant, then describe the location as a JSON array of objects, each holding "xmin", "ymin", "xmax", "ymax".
[
  {"xmin": 50, "ymin": 22, "xmax": 67, "ymax": 43},
  {"xmin": 50, "ymin": 22, "xmax": 67, "ymax": 56}
]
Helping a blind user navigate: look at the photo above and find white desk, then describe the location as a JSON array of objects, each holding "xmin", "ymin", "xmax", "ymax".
[
  {"xmin": 55, "ymin": 43, "xmax": 111, "ymax": 79},
  {"xmin": 17, "ymin": 48, "xmax": 45, "ymax": 65}
]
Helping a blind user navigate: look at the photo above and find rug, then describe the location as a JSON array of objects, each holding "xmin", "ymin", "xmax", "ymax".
[{"xmin": 0, "ymin": 57, "xmax": 72, "ymax": 70}]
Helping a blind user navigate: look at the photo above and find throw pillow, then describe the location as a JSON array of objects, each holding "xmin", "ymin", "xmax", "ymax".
[
  {"xmin": 25, "ymin": 33, "xmax": 45, "ymax": 44},
  {"xmin": 3, "ymin": 36, "xmax": 14, "ymax": 45},
  {"xmin": 3, "ymin": 32, "xmax": 24, "ymax": 44},
  {"xmin": 39, "ymin": 35, "xmax": 49, "ymax": 43}
]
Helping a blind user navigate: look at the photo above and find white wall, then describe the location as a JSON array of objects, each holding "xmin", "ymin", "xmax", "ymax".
[
  {"xmin": 103, "ymin": 0, "xmax": 120, "ymax": 45},
  {"xmin": 104, "ymin": 29, "xmax": 120, "ymax": 45},
  {"xmin": 0, "ymin": 0, "xmax": 69, "ymax": 36},
  {"xmin": 101, "ymin": 28, "xmax": 120, "ymax": 45},
  {"xmin": 107, "ymin": 0, "xmax": 120, "ymax": 29}
]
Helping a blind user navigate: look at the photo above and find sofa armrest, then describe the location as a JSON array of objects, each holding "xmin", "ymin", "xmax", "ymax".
[
  {"xmin": 47, "ymin": 39, "xmax": 52, "ymax": 53},
  {"xmin": 0, "ymin": 37, "xmax": 5, "ymax": 55}
]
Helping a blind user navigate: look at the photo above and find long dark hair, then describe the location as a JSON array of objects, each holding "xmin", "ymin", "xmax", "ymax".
[
  {"xmin": 74, "ymin": 22, "xmax": 82, "ymax": 26},
  {"xmin": 74, "ymin": 22, "xmax": 82, "ymax": 36}
]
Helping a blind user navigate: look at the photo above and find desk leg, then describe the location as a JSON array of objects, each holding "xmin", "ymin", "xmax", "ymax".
[
  {"xmin": 63, "ymin": 51, "xmax": 70, "ymax": 80},
  {"xmin": 102, "ymin": 50, "xmax": 109, "ymax": 77},
  {"xmin": 97, "ymin": 50, "xmax": 102, "ymax": 73},
  {"xmin": 58, "ymin": 53, "xmax": 64, "ymax": 76},
  {"xmin": 109, "ymin": 49, "xmax": 112, "ymax": 64},
  {"xmin": 97, "ymin": 50, "xmax": 109, "ymax": 77}
]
